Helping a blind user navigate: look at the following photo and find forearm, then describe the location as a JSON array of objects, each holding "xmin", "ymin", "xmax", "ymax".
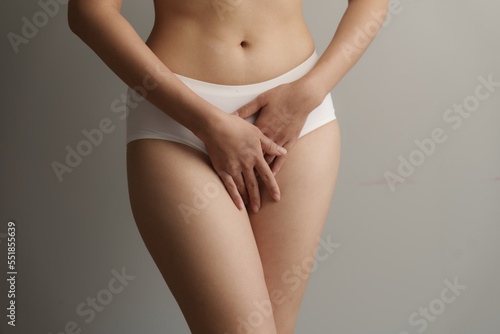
[
  {"xmin": 68, "ymin": 1, "xmax": 226, "ymax": 140},
  {"xmin": 302, "ymin": 0, "xmax": 390, "ymax": 98}
]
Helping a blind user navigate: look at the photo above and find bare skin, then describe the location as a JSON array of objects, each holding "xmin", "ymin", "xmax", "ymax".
[{"xmin": 68, "ymin": 0, "xmax": 389, "ymax": 332}]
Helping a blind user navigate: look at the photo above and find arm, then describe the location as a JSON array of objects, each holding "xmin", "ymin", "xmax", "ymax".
[
  {"xmin": 233, "ymin": 0, "xmax": 390, "ymax": 175},
  {"xmin": 68, "ymin": 0, "xmax": 286, "ymax": 212},
  {"xmin": 68, "ymin": 0, "xmax": 225, "ymax": 138},
  {"xmin": 301, "ymin": 0, "xmax": 391, "ymax": 98}
]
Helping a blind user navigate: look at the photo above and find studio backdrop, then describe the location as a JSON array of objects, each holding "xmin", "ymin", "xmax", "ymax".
[{"xmin": 0, "ymin": 0, "xmax": 499, "ymax": 333}]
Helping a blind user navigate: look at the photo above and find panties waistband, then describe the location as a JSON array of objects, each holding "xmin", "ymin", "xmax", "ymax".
[{"xmin": 172, "ymin": 51, "xmax": 319, "ymax": 97}]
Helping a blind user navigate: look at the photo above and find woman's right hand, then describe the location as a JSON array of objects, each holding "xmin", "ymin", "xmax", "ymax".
[
  {"xmin": 67, "ymin": 0, "xmax": 286, "ymax": 214},
  {"xmin": 201, "ymin": 113, "xmax": 287, "ymax": 213}
]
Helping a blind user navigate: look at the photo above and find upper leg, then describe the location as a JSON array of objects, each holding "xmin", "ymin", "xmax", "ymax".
[
  {"xmin": 249, "ymin": 120, "xmax": 341, "ymax": 333},
  {"xmin": 126, "ymin": 139, "xmax": 278, "ymax": 334}
]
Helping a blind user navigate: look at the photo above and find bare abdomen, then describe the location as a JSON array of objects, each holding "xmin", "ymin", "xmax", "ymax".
[{"xmin": 146, "ymin": 0, "xmax": 315, "ymax": 85}]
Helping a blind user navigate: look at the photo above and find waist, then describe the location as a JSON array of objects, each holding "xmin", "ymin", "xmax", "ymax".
[
  {"xmin": 172, "ymin": 50, "xmax": 319, "ymax": 97},
  {"xmin": 145, "ymin": 6, "xmax": 315, "ymax": 84}
]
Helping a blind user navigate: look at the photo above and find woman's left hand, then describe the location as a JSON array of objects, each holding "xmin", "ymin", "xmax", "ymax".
[{"xmin": 232, "ymin": 78, "xmax": 324, "ymax": 176}]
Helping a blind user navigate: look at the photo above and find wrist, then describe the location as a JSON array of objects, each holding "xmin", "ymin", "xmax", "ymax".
[
  {"xmin": 296, "ymin": 73, "xmax": 331, "ymax": 110},
  {"xmin": 192, "ymin": 107, "xmax": 229, "ymax": 144}
]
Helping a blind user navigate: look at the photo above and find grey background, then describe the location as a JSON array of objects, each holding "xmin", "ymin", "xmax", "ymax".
[{"xmin": 1, "ymin": 0, "xmax": 499, "ymax": 333}]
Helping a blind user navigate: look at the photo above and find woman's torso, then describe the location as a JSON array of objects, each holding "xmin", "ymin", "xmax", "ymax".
[{"xmin": 146, "ymin": 0, "xmax": 315, "ymax": 85}]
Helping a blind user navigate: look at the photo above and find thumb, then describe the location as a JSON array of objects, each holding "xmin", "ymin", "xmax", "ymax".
[
  {"xmin": 232, "ymin": 96, "xmax": 263, "ymax": 119},
  {"xmin": 260, "ymin": 133, "xmax": 287, "ymax": 156}
]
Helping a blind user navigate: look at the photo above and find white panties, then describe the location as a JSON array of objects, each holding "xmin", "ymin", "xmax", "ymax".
[{"xmin": 126, "ymin": 50, "xmax": 336, "ymax": 154}]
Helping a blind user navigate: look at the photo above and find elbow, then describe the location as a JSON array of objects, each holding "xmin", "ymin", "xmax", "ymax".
[
  {"xmin": 67, "ymin": 0, "xmax": 102, "ymax": 36},
  {"xmin": 68, "ymin": 1, "xmax": 120, "ymax": 37},
  {"xmin": 67, "ymin": 1, "xmax": 87, "ymax": 35},
  {"xmin": 68, "ymin": 16, "xmax": 81, "ymax": 36}
]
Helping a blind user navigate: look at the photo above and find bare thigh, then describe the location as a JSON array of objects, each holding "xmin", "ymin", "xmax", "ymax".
[
  {"xmin": 126, "ymin": 139, "xmax": 278, "ymax": 334},
  {"xmin": 249, "ymin": 120, "xmax": 341, "ymax": 333}
]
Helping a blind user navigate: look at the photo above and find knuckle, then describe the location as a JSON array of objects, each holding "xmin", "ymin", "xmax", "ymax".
[
  {"xmin": 265, "ymin": 154, "xmax": 275, "ymax": 163},
  {"xmin": 239, "ymin": 187, "xmax": 248, "ymax": 199},
  {"xmin": 249, "ymin": 189, "xmax": 260, "ymax": 200},
  {"xmin": 239, "ymin": 105, "xmax": 249, "ymax": 116},
  {"xmin": 260, "ymin": 173, "xmax": 274, "ymax": 185},
  {"xmin": 223, "ymin": 180, "xmax": 235, "ymax": 190},
  {"xmin": 241, "ymin": 158, "xmax": 257, "ymax": 170},
  {"xmin": 241, "ymin": 102, "xmax": 254, "ymax": 116},
  {"xmin": 225, "ymin": 161, "xmax": 240, "ymax": 175},
  {"xmin": 217, "ymin": 170, "xmax": 230, "ymax": 181},
  {"xmin": 246, "ymin": 180, "xmax": 258, "ymax": 190},
  {"xmin": 231, "ymin": 195, "xmax": 242, "ymax": 204},
  {"xmin": 236, "ymin": 182, "xmax": 245, "ymax": 191},
  {"xmin": 260, "ymin": 127, "xmax": 272, "ymax": 138}
]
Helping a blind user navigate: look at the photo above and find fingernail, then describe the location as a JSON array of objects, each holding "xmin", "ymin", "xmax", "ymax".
[
  {"xmin": 238, "ymin": 200, "xmax": 245, "ymax": 210},
  {"xmin": 252, "ymin": 204, "xmax": 259, "ymax": 213},
  {"xmin": 277, "ymin": 146, "xmax": 287, "ymax": 155},
  {"xmin": 273, "ymin": 193, "xmax": 280, "ymax": 201}
]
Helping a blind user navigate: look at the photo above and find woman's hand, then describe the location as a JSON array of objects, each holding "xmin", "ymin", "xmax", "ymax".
[
  {"xmin": 202, "ymin": 114, "xmax": 288, "ymax": 213},
  {"xmin": 231, "ymin": 78, "xmax": 325, "ymax": 176}
]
